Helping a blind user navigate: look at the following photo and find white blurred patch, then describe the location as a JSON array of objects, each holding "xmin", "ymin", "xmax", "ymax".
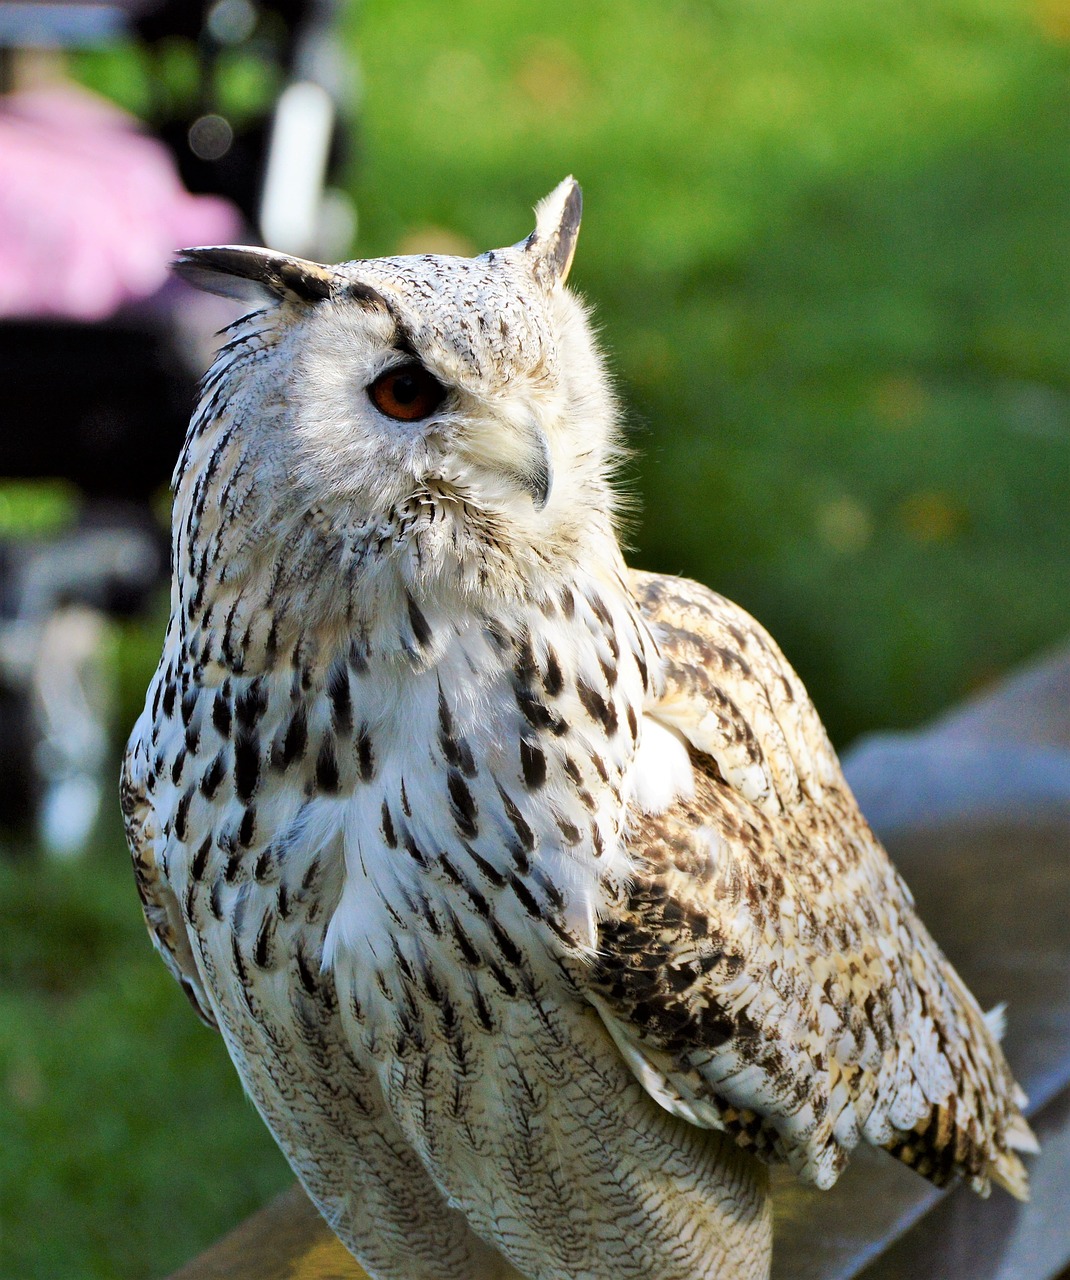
[
  {"xmin": 984, "ymin": 1002, "xmax": 1007, "ymax": 1042},
  {"xmin": 632, "ymin": 716, "xmax": 695, "ymax": 815}
]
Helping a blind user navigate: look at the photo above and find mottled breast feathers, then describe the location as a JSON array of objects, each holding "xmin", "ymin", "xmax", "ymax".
[
  {"xmin": 122, "ymin": 754, "xmax": 217, "ymax": 1029},
  {"xmin": 582, "ymin": 569, "xmax": 1036, "ymax": 1199}
]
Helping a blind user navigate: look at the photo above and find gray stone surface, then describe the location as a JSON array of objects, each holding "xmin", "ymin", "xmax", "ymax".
[{"xmin": 844, "ymin": 645, "xmax": 1070, "ymax": 834}]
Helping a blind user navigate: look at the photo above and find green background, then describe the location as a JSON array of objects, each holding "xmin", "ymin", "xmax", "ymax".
[{"xmin": 2, "ymin": 0, "xmax": 1069, "ymax": 1275}]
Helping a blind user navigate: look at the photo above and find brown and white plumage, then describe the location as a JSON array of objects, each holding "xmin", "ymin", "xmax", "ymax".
[
  {"xmin": 590, "ymin": 570, "xmax": 1035, "ymax": 1199},
  {"xmin": 123, "ymin": 178, "xmax": 1034, "ymax": 1280}
]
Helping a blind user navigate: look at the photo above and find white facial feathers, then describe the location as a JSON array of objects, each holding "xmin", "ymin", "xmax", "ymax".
[{"xmin": 174, "ymin": 179, "xmax": 623, "ymax": 613}]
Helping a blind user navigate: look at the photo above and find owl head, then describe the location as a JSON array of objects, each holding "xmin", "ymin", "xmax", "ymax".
[{"xmin": 175, "ymin": 179, "xmax": 623, "ymax": 611}]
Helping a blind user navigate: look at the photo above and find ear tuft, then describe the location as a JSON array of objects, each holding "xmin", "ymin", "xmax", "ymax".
[
  {"xmin": 173, "ymin": 246, "xmax": 334, "ymax": 304},
  {"xmin": 523, "ymin": 177, "xmax": 582, "ymax": 288}
]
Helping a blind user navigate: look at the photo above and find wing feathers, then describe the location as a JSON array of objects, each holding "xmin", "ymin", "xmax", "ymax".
[{"xmin": 583, "ymin": 569, "xmax": 1034, "ymax": 1199}]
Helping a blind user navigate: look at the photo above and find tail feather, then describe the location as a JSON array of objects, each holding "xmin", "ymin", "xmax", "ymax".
[
  {"xmin": 1006, "ymin": 1110, "xmax": 1040, "ymax": 1155},
  {"xmin": 882, "ymin": 986, "xmax": 1037, "ymax": 1201},
  {"xmin": 984, "ymin": 1002, "xmax": 1008, "ymax": 1041},
  {"xmin": 990, "ymin": 1147, "xmax": 1031, "ymax": 1202}
]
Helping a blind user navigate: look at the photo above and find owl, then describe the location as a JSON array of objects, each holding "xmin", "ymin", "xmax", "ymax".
[{"xmin": 122, "ymin": 178, "xmax": 1036, "ymax": 1280}]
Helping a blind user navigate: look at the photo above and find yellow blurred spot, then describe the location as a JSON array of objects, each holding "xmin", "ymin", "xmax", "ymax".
[
  {"xmin": 817, "ymin": 496, "xmax": 872, "ymax": 554},
  {"xmin": 627, "ymin": 328, "xmax": 675, "ymax": 387},
  {"xmin": 394, "ymin": 227, "xmax": 478, "ymax": 257},
  {"xmin": 1033, "ymin": 0, "xmax": 1070, "ymax": 40},
  {"xmin": 872, "ymin": 373, "xmax": 927, "ymax": 428},
  {"xmin": 291, "ymin": 1235, "xmax": 368, "ymax": 1277},
  {"xmin": 6, "ymin": 1056, "xmax": 43, "ymax": 1110},
  {"xmin": 425, "ymin": 49, "xmax": 489, "ymax": 113},
  {"xmin": 0, "ymin": 480, "xmax": 76, "ymax": 539},
  {"xmin": 514, "ymin": 38, "xmax": 587, "ymax": 113},
  {"xmin": 728, "ymin": 70, "xmax": 809, "ymax": 130},
  {"xmin": 898, "ymin": 491, "xmax": 966, "ymax": 543}
]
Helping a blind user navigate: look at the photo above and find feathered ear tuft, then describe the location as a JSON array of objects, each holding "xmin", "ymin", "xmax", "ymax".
[
  {"xmin": 173, "ymin": 246, "xmax": 335, "ymax": 304},
  {"xmin": 522, "ymin": 177, "xmax": 582, "ymax": 289}
]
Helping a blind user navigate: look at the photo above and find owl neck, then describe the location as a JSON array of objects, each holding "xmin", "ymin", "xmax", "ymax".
[{"xmin": 173, "ymin": 479, "xmax": 630, "ymax": 681}]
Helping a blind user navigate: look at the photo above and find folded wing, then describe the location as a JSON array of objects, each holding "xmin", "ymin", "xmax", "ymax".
[{"xmin": 584, "ymin": 570, "xmax": 1036, "ymax": 1198}]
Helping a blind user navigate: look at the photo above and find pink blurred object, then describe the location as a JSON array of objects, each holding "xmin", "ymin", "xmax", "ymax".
[{"xmin": 0, "ymin": 83, "xmax": 242, "ymax": 321}]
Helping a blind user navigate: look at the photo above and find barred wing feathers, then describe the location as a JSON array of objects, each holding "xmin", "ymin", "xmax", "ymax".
[{"xmin": 586, "ymin": 570, "xmax": 1035, "ymax": 1199}]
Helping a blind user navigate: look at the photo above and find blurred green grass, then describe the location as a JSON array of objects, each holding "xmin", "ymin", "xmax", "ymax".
[
  {"xmin": 3, "ymin": 0, "xmax": 1069, "ymax": 1275},
  {"xmin": 0, "ymin": 810, "xmax": 290, "ymax": 1279},
  {"xmin": 347, "ymin": 0, "xmax": 1070, "ymax": 741}
]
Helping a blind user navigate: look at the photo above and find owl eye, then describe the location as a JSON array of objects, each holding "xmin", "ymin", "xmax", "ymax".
[{"xmin": 367, "ymin": 362, "xmax": 446, "ymax": 422}]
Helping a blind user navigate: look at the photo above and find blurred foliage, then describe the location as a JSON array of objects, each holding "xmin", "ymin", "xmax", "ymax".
[
  {"xmin": 72, "ymin": 32, "xmax": 284, "ymax": 125},
  {"xmin": 3, "ymin": 0, "xmax": 1070, "ymax": 1276},
  {"xmin": 0, "ymin": 481, "xmax": 77, "ymax": 540}
]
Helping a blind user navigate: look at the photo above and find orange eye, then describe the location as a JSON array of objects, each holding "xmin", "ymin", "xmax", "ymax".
[{"xmin": 367, "ymin": 362, "xmax": 446, "ymax": 422}]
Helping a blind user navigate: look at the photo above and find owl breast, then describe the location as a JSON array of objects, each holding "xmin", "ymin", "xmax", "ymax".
[{"xmin": 143, "ymin": 571, "xmax": 761, "ymax": 1279}]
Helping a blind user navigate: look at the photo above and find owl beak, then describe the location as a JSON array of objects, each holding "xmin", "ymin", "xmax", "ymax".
[
  {"xmin": 459, "ymin": 410, "xmax": 552, "ymax": 511},
  {"xmin": 526, "ymin": 431, "xmax": 553, "ymax": 511},
  {"xmin": 506, "ymin": 418, "xmax": 552, "ymax": 511}
]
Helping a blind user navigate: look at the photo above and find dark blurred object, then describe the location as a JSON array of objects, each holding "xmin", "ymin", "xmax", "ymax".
[
  {"xmin": 0, "ymin": 319, "xmax": 196, "ymax": 494},
  {"xmin": 0, "ymin": 0, "xmax": 354, "ymax": 853},
  {"xmin": 141, "ymin": 0, "xmax": 353, "ymax": 255},
  {"xmin": 0, "ymin": 521, "xmax": 161, "ymax": 853}
]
